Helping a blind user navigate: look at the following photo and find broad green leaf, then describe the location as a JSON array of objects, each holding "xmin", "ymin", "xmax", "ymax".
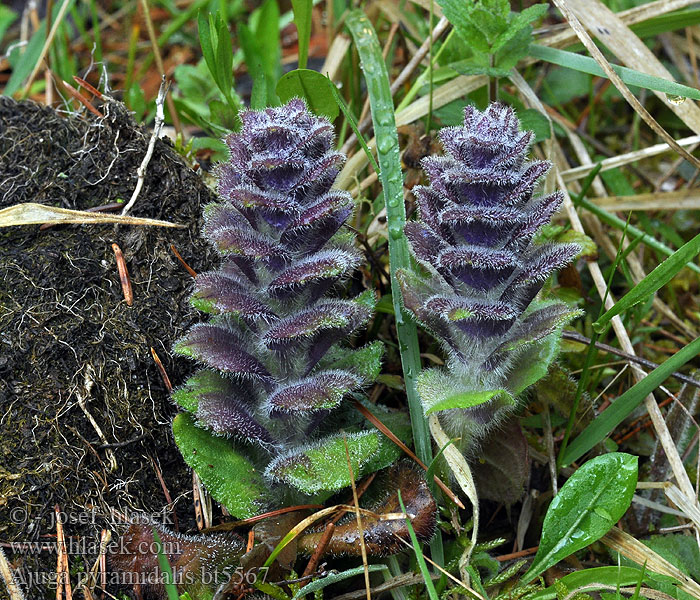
[
  {"xmin": 495, "ymin": 3, "xmax": 547, "ymax": 51},
  {"xmin": 644, "ymin": 535, "xmax": 700, "ymax": 580},
  {"xmin": 172, "ymin": 413, "xmax": 267, "ymax": 518},
  {"xmin": 265, "ymin": 431, "xmax": 382, "ymax": 494},
  {"xmin": 276, "ymin": 69, "xmax": 339, "ymax": 120},
  {"xmin": 529, "ymin": 44, "xmax": 700, "ymax": 102},
  {"xmin": 593, "ymin": 231, "xmax": 700, "ymax": 332},
  {"xmin": 522, "ymin": 453, "xmax": 638, "ymax": 584},
  {"xmin": 291, "ymin": 0, "xmax": 312, "ymax": 70},
  {"xmin": 292, "ymin": 565, "xmax": 388, "ymax": 599},
  {"xmin": 209, "ymin": 99, "xmax": 238, "ymax": 130},
  {"xmin": 529, "ymin": 566, "xmax": 651, "ymax": 600}
]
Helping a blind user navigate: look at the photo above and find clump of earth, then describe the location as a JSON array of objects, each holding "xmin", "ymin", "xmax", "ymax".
[{"xmin": 0, "ymin": 96, "xmax": 220, "ymax": 598}]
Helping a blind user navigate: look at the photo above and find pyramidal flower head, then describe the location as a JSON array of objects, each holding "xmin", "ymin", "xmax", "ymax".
[
  {"xmin": 398, "ymin": 103, "xmax": 581, "ymax": 449},
  {"xmin": 173, "ymin": 99, "xmax": 393, "ymax": 502}
]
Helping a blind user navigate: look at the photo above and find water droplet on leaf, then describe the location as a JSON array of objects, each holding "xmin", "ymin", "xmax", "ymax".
[{"xmin": 666, "ymin": 94, "xmax": 686, "ymax": 105}]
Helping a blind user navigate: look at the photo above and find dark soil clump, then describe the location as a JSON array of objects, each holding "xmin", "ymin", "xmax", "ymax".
[{"xmin": 0, "ymin": 96, "xmax": 219, "ymax": 598}]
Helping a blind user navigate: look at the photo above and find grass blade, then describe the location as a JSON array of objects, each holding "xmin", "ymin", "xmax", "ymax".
[
  {"xmin": 529, "ymin": 44, "xmax": 700, "ymax": 101},
  {"xmin": 561, "ymin": 336, "xmax": 700, "ymax": 465},
  {"xmin": 577, "ymin": 197, "xmax": 700, "ymax": 276},
  {"xmin": 593, "ymin": 231, "xmax": 700, "ymax": 333},
  {"xmin": 397, "ymin": 490, "xmax": 439, "ymax": 600},
  {"xmin": 345, "ymin": 9, "xmax": 443, "ymax": 567},
  {"xmin": 344, "ymin": 9, "xmax": 432, "ymax": 474},
  {"xmin": 291, "ymin": 0, "xmax": 312, "ymax": 70},
  {"xmin": 152, "ymin": 529, "xmax": 179, "ymax": 600}
]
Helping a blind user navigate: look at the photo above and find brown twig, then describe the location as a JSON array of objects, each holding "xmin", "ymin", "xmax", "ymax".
[
  {"xmin": 203, "ymin": 504, "xmax": 324, "ymax": 532},
  {"xmin": 170, "ymin": 244, "xmax": 197, "ymax": 278},
  {"xmin": 149, "ymin": 455, "xmax": 179, "ymax": 532},
  {"xmin": 59, "ymin": 80, "xmax": 104, "ymax": 118},
  {"xmin": 352, "ymin": 399, "xmax": 465, "ymax": 509},
  {"xmin": 55, "ymin": 505, "xmax": 73, "ymax": 600},
  {"xmin": 150, "ymin": 347, "xmax": 173, "ymax": 391},
  {"xmin": 562, "ymin": 331, "xmax": 700, "ymax": 389},
  {"xmin": 301, "ymin": 523, "xmax": 335, "ymax": 580},
  {"xmin": 111, "ymin": 243, "xmax": 133, "ymax": 306}
]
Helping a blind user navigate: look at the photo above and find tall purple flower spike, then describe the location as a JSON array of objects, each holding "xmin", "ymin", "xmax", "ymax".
[
  {"xmin": 173, "ymin": 99, "xmax": 384, "ymax": 485},
  {"xmin": 398, "ymin": 103, "xmax": 581, "ymax": 449}
]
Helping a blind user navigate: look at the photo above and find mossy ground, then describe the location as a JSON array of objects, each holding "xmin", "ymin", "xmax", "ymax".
[{"xmin": 0, "ymin": 97, "xmax": 219, "ymax": 598}]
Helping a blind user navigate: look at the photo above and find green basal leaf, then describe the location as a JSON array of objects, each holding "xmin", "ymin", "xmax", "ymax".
[
  {"xmin": 522, "ymin": 453, "xmax": 638, "ymax": 584},
  {"xmin": 276, "ymin": 69, "xmax": 339, "ymax": 120},
  {"xmin": 266, "ymin": 431, "xmax": 383, "ymax": 494},
  {"xmin": 418, "ymin": 368, "xmax": 510, "ymax": 415},
  {"xmin": 172, "ymin": 413, "xmax": 267, "ymax": 519},
  {"xmin": 172, "ymin": 370, "xmax": 226, "ymax": 413},
  {"xmin": 494, "ymin": 24, "xmax": 533, "ymax": 70}
]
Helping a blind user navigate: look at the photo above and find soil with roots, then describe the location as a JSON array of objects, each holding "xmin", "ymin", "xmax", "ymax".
[{"xmin": 0, "ymin": 96, "xmax": 219, "ymax": 599}]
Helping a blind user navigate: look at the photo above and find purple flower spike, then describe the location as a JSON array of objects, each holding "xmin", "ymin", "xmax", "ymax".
[
  {"xmin": 174, "ymin": 100, "xmax": 382, "ymax": 458},
  {"xmin": 398, "ymin": 103, "xmax": 581, "ymax": 450}
]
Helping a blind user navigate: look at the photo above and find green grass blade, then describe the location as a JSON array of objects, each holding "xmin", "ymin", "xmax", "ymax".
[
  {"xmin": 529, "ymin": 44, "xmax": 700, "ymax": 101},
  {"xmin": 152, "ymin": 528, "xmax": 179, "ymax": 600},
  {"xmin": 328, "ymin": 79, "xmax": 380, "ymax": 174},
  {"xmin": 345, "ymin": 9, "xmax": 431, "ymax": 468},
  {"xmin": 345, "ymin": 10, "xmax": 443, "ymax": 568},
  {"xmin": 577, "ymin": 197, "xmax": 700, "ymax": 276},
  {"xmin": 344, "ymin": 8, "xmax": 432, "ymax": 481},
  {"xmin": 593, "ymin": 231, "xmax": 700, "ymax": 333},
  {"xmin": 291, "ymin": 0, "xmax": 312, "ymax": 69},
  {"xmin": 4, "ymin": 22, "xmax": 46, "ymax": 97},
  {"xmin": 197, "ymin": 10, "xmax": 216, "ymax": 82},
  {"xmin": 561, "ymin": 336, "xmax": 700, "ymax": 466},
  {"xmin": 397, "ymin": 490, "xmax": 439, "ymax": 600}
]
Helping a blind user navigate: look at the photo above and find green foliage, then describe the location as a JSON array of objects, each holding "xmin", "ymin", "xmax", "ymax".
[
  {"xmin": 561, "ymin": 337, "xmax": 700, "ymax": 465},
  {"xmin": 276, "ymin": 69, "xmax": 339, "ymax": 120},
  {"xmin": 529, "ymin": 44, "xmax": 700, "ymax": 101},
  {"xmin": 172, "ymin": 413, "xmax": 267, "ymax": 518},
  {"xmin": 291, "ymin": 0, "xmax": 312, "ymax": 70},
  {"xmin": 238, "ymin": 0, "xmax": 281, "ymax": 108},
  {"xmin": 291, "ymin": 565, "xmax": 388, "ymax": 598},
  {"xmin": 266, "ymin": 430, "xmax": 403, "ymax": 495},
  {"xmin": 522, "ymin": 453, "xmax": 638, "ymax": 584},
  {"xmin": 152, "ymin": 529, "xmax": 180, "ymax": 600},
  {"xmin": 436, "ymin": 0, "xmax": 546, "ymax": 74},
  {"xmin": 197, "ymin": 9, "xmax": 241, "ymax": 117},
  {"xmin": 593, "ymin": 231, "xmax": 700, "ymax": 332},
  {"xmin": 528, "ymin": 566, "xmax": 648, "ymax": 600}
]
